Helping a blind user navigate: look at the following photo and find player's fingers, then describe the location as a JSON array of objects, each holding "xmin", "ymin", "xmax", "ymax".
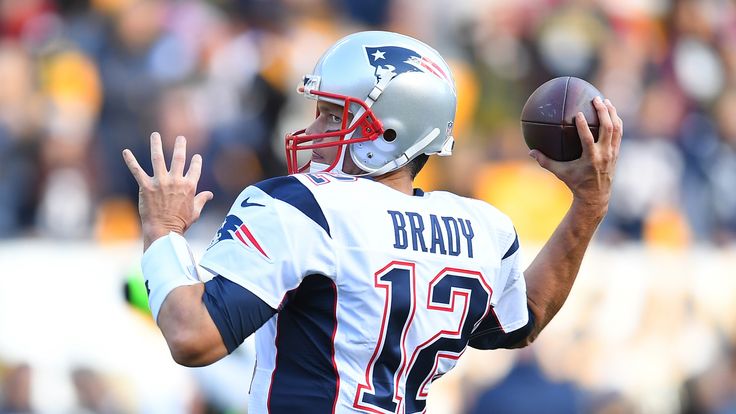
[
  {"xmin": 122, "ymin": 149, "xmax": 150, "ymax": 185},
  {"xmin": 170, "ymin": 135, "xmax": 187, "ymax": 176},
  {"xmin": 613, "ymin": 117, "xmax": 623, "ymax": 157},
  {"xmin": 150, "ymin": 132, "xmax": 167, "ymax": 176},
  {"xmin": 606, "ymin": 99, "xmax": 623, "ymax": 155},
  {"xmin": 593, "ymin": 96, "xmax": 613, "ymax": 146},
  {"xmin": 192, "ymin": 191, "xmax": 214, "ymax": 220},
  {"xmin": 575, "ymin": 112, "xmax": 596, "ymax": 156},
  {"xmin": 185, "ymin": 153, "xmax": 203, "ymax": 182}
]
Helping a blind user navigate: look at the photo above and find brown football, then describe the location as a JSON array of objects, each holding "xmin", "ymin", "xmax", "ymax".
[{"xmin": 520, "ymin": 76, "xmax": 602, "ymax": 161}]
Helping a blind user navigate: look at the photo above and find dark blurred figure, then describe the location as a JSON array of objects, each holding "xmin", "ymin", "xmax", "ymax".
[
  {"xmin": 0, "ymin": 124, "xmax": 39, "ymax": 238},
  {"xmin": 681, "ymin": 344, "xmax": 736, "ymax": 414},
  {"xmin": 0, "ymin": 363, "xmax": 33, "ymax": 414},
  {"xmin": 584, "ymin": 391, "xmax": 638, "ymax": 414},
  {"xmin": 709, "ymin": 90, "xmax": 736, "ymax": 244},
  {"xmin": 465, "ymin": 351, "xmax": 582, "ymax": 414},
  {"xmin": 602, "ymin": 80, "xmax": 686, "ymax": 242},
  {"xmin": 229, "ymin": 0, "xmax": 287, "ymax": 31},
  {"xmin": 70, "ymin": 367, "xmax": 123, "ymax": 414},
  {"xmin": 0, "ymin": 39, "xmax": 43, "ymax": 237},
  {"xmin": 663, "ymin": 0, "xmax": 736, "ymax": 246},
  {"xmin": 91, "ymin": 0, "xmax": 166, "ymax": 202},
  {"xmin": 338, "ymin": 0, "xmax": 391, "ymax": 27},
  {"xmin": 678, "ymin": 89, "xmax": 736, "ymax": 246}
]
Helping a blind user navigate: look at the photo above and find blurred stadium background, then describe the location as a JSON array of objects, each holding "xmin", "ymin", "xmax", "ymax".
[{"xmin": 1, "ymin": 0, "xmax": 735, "ymax": 412}]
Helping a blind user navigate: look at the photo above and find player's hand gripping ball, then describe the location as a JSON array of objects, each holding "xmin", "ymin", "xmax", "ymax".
[{"xmin": 521, "ymin": 76, "xmax": 603, "ymax": 161}]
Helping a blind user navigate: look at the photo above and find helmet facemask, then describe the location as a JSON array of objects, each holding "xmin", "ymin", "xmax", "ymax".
[{"xmin": 285, "ymin": 86, "xmax": 384, "ymax": 175}]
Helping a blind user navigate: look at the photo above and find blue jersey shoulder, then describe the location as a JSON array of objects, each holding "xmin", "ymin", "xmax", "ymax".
[{"xmin": 253, "ymin": 175, "xmax": 331, "ymax": 237}]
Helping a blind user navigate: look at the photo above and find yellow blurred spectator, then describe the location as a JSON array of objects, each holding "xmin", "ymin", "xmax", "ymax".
[
  {"xmin": 415, "ymin": 60, "xmax": 479, "ymax": 191},
  {"xmin": 473, "ymin": 160, "xmax": 571, "ymax": 243},
  {"xmin": 94, "ymin": 198, "xmax": 141, "ymax": 243},
  {"xmin": 41, "ymin": 49, "xmax": 102, "ymax": 115},
  {"xmin": 91, "ymin": 0, "xmax": 134, "ymax": 17},
  {"xmin": 643, "ymin": 205, "xmax": 691, "ymax": 249},
  {"xmin": 449, "ymin": 59, "xmax": 480, "ymax": 140}
]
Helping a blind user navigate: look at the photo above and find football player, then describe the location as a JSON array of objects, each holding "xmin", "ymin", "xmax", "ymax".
[{"xmin": 122, "ymin": 31, "xmax": 622, "ymax": 413}]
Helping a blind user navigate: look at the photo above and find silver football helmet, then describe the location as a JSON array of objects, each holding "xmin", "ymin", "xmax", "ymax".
[{"xmin": 285, "ymin": 31, "xmax": 457, "ymax": 176}]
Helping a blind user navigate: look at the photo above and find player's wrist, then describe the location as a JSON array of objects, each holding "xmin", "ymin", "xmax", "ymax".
[
  {"xmin": 569, "ymin": 197, "xmax": 609, "ymax": 224},
  {"xmin": 141, "ymin": 232, "xmax": 201, "ymax": 322},
  {"xmin": 142, "ymin": 223, "xmax": 184, "ymax": 251}
]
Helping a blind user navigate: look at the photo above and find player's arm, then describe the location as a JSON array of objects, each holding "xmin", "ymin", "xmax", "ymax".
[
  {"xmin": 518, "ymin": 96, "xmax": 622, "ymax": 345},
  {"xmin": 155, "ymin": 277, "xmax": 275, "ymax": 367},
  {"xmin": 122, "ymin": 133, "xmax": 276, "ymax": 366},
  {"xmin": 139, "ymin": 228, "xmax": 276, "ymax": 366},
  {"xmin": 155, "ymin": 283, "xmax": 226, "ymax": 366}
]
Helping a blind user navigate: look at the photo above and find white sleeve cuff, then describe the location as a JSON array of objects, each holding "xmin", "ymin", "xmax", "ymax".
[{"xmin": 141, "ymin": 232, "xmax": 201, "ymax": 322}]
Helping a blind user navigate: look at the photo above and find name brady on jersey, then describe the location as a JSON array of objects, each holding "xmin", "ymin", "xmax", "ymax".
[{"xmin": 387, "ymin": 210, "xmax": 475, "ymax": 258}]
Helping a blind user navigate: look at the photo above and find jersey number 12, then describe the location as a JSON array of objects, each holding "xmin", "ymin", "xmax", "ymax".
[{"xmin": 353, "ymin": 261, "xmax": 492, "ymax": 414}]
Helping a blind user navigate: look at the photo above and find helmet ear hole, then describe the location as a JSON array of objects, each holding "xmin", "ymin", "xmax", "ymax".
[{"xmin": 383, "ymin": 129, "xmax": 397, "ymax": 142}]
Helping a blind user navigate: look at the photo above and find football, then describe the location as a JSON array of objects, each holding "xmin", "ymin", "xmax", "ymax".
[{"xmin": 520, "ymin": 76, "xmax": 602, "ymax": 161}]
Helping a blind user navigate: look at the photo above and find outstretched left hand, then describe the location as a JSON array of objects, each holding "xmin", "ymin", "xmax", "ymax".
[{"xmin": 122, "ymin": 132, "xmax": 213, "ymax": 251}]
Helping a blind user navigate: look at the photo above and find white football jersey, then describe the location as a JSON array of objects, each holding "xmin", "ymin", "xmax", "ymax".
[{"xmin": 199, "ymin": 173, "xmax": 529, "ymax": 414}]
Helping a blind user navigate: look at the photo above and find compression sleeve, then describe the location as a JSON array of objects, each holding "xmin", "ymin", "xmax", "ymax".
[{"xmin": 202, "ymin": 275, "xmax": 277, "ymax": 353}]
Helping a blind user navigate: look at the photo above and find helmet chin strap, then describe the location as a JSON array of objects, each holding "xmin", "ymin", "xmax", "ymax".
[
  {"xmin": 332, "ymin": 138, "xmax": 353, "ymax": 176},
  {"xmin": 309, "ymin": 161, "xmax": 331, "ymax": 173},
  {"xmin": 308, "ymin": 131, "xmax": 358, "ymax": 176}
]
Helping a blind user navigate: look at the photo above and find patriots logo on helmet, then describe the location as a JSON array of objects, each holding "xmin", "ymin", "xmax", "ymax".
[
  {"xmin": 365, "ymin": 46, "xmax": 450, "ymax": 85},
  {"xmin": 209, "ymin": 214, "xmax": 270, "ymax": 260}
]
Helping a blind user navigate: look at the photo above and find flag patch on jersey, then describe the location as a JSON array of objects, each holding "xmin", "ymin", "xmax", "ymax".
[{"xmin": 209, "ymin": 214, "xmax": 270, "ymax": 260}]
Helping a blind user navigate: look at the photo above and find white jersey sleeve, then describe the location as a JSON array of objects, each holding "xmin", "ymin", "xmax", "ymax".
[
  {"xmin": 467, "ymin": 219, "xmax": 532, "ymax": 349},
  {"xmin": 492, "ymin": 233, "xmax": 529, "ymax": 332},
  {"xmin": 199, "ymin": 176, "xmax": 336, "ymax": 309}
]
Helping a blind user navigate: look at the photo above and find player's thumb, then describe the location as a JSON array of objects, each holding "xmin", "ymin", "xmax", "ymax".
[
  {"xmin": 529, "ymin": 150, "xmax": 560, "ymax": 172},
  {"xmin": 193, "ymin": 191, "xmax": 214, "ymax": 219}
]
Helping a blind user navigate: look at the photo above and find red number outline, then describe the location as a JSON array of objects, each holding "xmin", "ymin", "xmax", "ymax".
[
  {"xmin": 408, "ymin": 268, "xmax": 493, "ymax": 403},
  {"xmin": 354, "ymin": 261, "xmax": 417, "ymax": 414},
  {"xmin": 353, "ymin": 264, "xmax": 493, "ymax": 413}
]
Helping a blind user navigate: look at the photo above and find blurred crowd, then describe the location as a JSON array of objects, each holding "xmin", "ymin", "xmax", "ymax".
[
  {"xmin": 2, "ymin": 0, "xmax": 736, "ymax": 412},
  {"xmin": 0, "ymin": 0, "xmax": 735, "ymax": 246}
]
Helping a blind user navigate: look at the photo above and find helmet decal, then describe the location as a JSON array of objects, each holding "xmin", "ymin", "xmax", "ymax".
[{"xmin": 365, "ymin": 46, "xmax": 450, "ymax": 85}]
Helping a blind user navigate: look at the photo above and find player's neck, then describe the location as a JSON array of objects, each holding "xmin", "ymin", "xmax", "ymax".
[{"xmin": 375, "ymin": 168, "xmax": 414, "ymax": 195}]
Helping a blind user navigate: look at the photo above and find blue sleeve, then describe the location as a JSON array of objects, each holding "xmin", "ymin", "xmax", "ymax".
[
  {"xmin": 467, "ymin": 308, "xmax": 535, "ymax": 350},
  {"xmin": 203, "ymin": 275, "xmax": 277, "ymax": 353}
]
